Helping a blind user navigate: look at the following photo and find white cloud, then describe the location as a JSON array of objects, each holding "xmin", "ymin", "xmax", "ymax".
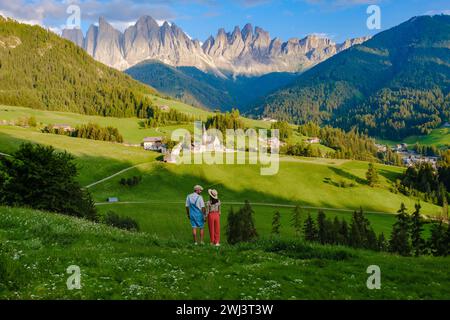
[
  {"xmin": 0, "ymin": 0, "xmax": 177, "ymax": 31},
  {"xmin": 303, "ymin": 0, "xmax": 383, "ymax": 8},
  {"xmin": 109, "ymin": 20, "xmax": 136, "ymax": 32}
]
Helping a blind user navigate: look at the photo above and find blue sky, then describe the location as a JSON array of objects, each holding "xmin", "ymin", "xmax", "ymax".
[{"xmin": 0, "ymin": 0, "xmax": 449, "ymax": 42}]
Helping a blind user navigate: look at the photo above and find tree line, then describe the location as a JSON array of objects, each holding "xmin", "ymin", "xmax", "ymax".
[
  {"xmin": 270, "ymin": 204, "xmax": 450, "ymax": 257},
  {"xmin": 282, "ymin": 122, "xmax": 382, "ymax": 162},
  {"xmin": 205, "ymin": 109, "xmax": 245, "ymax": 132},
  {"xmin": 143, "ymin": 107, "xmax": 196, "ymax": 128},
  {"xmin": 43, "ymin": 123, "xmax": 124, "ymax": 143},
  {"xmin": 396, "ymin": 152, "xmax": 450, "ymax": 207}
]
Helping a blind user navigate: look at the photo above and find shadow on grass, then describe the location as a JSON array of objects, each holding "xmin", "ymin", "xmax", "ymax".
[
  {"xmin": 328, "ymin": 167, "xmax": 367, "ymax": 185},
  {"xmin": 378, "ymin": 168, "xmax": 404, "ymax": 183},
  {"xmin": 0, "ymin": 130, "xmax": 153, "ymax": 187},
  {"xmin": 0, "ymin": 130, "xmax": 421, "ymax": 218}
]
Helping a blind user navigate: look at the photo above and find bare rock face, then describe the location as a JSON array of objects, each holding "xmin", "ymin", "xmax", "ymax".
[
  {"xmin": 94, "ymin": 17, "xmax": 128, "ymax": 69},
  {"xmin": 84, "ymin": 24, "xmax": 98, "ymax": 57},
  {"xmin": 61, "ymin": 28, "xmax": 84, "ymax": 48},
  {"xmin": 62, "ymin": 16, "xmax": 369, "ymax": 76}
]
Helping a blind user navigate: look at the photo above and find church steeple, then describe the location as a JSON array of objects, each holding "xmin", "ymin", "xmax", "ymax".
[{"xmin": 202, "ymin": 124, "xmax": 208, "ymax": 144}]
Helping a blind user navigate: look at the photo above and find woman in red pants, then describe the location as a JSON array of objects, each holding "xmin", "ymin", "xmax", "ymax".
[{"xmin": 206, "ymin": 189, "xmax": 221, "ymax": 246}]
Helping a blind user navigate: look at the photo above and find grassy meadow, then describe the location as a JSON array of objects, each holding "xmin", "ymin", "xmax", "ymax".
[
  {"xmin": 377, "ymin": 127, "xmax": 450, "ymax": 148},
  {"xmin": 0, "ymin": 107, "xmax": 449, "ymax": 300},
  {"xmin": 0, "ymin": 122, "xmax": 444, "ymax": 245},
  {"xmin": 0, "ymin": 103, "xmax": 271, "ymax": 145},
  {"xmin": 1, "ymin": 206, "xmax": 449, "ymax": 300}
]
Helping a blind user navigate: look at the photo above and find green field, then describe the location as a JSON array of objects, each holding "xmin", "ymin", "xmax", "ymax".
[
  {"xmin": 0, "ymin": 103, "xmax": 271, "ymax": 145},
  {"xmin": 1, "ymin": 206, "xmax": 449, "ymax": 300},
  {"xmin": 377, "ymin": 127, "xmax": 450, "ymax": 148},
  {"xmin": 1, "ymin": 110, "xmax": 448, "ymax": 301},
  {"xmin": 0, "ymin": 123, "xmax": 445, "ymax": 245}
]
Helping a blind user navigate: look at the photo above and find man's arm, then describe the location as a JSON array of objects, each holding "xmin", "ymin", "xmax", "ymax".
[
  {"xmin": 185, "ymin": 196, "xmax": 190, "ymax": 218},
  {"xmin": 200, "ymin": 197, "xmax": 206, "ymax": 215}
]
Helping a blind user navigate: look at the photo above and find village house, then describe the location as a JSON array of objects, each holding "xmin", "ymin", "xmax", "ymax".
[
  {"xmin": 375, "ymin": 144, "xmax": 387, "ymax": 153},
  {"xmin": 191, "ymin": 124, "xmax": 234, "ymax": 153},
  {"xmin": 52, "ymin": 124, "xmax": 75, "ymax": 132},
  {"xmin": 392, "ymin": 143, "xmax": 408, "ymax": 152},
  {"xmin": 262, "ymin": 117, "xmax": 278, "ymax": 123},
  {"xmin": 159, "ymin": 105, "xmax": 170, "ymax": 111},
  {"xmin": 306, "ymin": 137, "xmax": 321, "ymax": 144},
  {"xmin": 402, "ymin": 155, "xmax": 438, "ymax": 169},
  {"xmin": 143, "ymin": 137, "xmax": 166, "ymax": 153},
  {"xmin": 443, "ymin": 122, "xmax": 450, "ymax": 128}
]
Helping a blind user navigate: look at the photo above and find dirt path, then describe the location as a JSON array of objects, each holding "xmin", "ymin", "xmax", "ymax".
[
  {"xmin": 94, "ymin": 200, "xmax": 398, "ymax": 215},
  {"xmin": 84, "ymin": 162, "xmax": 151, "ymax": 189}
]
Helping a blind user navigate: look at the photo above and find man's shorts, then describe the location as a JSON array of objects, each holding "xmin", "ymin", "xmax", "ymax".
[{"xmin": 190, "ymin": 212, "xmax": 205, "ymax": 228}]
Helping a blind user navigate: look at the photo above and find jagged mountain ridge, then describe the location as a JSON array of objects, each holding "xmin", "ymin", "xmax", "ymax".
[{"xmin": 62, "ymin": 15, "xmax": 369, "ymax": 75}]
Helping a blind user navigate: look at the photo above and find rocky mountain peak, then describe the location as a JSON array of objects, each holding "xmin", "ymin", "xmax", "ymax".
[
  {"xmin": 242, "ymin": 23, "xmax": 253, "ymax": 41},
  {"xmin": 62, "ymin": 15, "xmax": 369, "ymax": 75}
]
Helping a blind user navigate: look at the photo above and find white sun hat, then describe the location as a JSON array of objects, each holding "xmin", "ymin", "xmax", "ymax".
[
  {"xmin": 208, "ymin": 189, "xmax": 218, "ymax": 199},
  {"xmin": 194, "ymin": 185, "xmax": 204, "ymax": 191}
]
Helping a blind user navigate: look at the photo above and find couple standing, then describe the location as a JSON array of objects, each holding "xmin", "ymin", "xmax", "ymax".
[{"xmin": 185, "ymin": 185, "xmax": 221, "ymax": 246}]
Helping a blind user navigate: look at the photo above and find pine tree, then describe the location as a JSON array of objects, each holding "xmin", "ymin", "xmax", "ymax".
[
  {"xmin": 429, "ymin": 221, "xmax": 447, "ymax": 256},
  {"xmin": 349, "ymin": 208, "xmax": 373, "ymax": 248},
  {"xmin": 366, "ymin": 162, "xmax": 379, "ymax": 187},
  {"xmin": 271, "ymin": 211, "xmax": 281, "ymax": 237},
  {"xmin": 389, "ymin": 203, "xmax": 411, "ymax": 256},
  {"xmin": 317, "ymin": 210, "xmax": 328, "ymax": 244},
  {"xmin": 303, "ymin": 214, "xmax": 317, "ymax": 242},
  {"xmin": 377, "ymin": 232, "xmax": 387, "ymax": 251},
  {"xmin": 333, "ymin": 217, "xmax": 342, "ymax": 245},
  {"xmin": 226, "ymin": 207, "xmax": 238, "ymax": 244},
  {"xmin": 442, "ymin": 194, "xmax": 449, "ymax": 221},
  {"xmin": 349, "ymin": 213, "xmax": 362, "ymax": 248},
  {"xmin": 291, "ymin": 205, "xmax": 302, "ymax": 237},
  {"xmin": 226, "ymin": 203, "xmax": 258, "ymax": 245},
  {"xmin": 410, "ymin": 203, "xmax": 425, "ymax": 256},
  {"xmin": 366, "ymin": 228, "xmax": 378, "ymax": 251},
  {"xmin": 339, "ymin": 219, "xmax": 350, "ymax": 246}
]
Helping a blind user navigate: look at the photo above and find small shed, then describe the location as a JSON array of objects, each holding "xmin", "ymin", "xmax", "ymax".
[
  {"xmin": 107, "ymin": 197, "xmax": 119, "ymax": 203},
  {"xmin": 52, "ymin": 124, "xmax": 75, "ymax": 132},
  {"xmin": 143, "ymin": 137, "xmax": 166, "ymax": 152}
]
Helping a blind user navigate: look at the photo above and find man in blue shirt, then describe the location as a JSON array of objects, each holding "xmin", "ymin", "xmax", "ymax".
[{"xmin": 186, "ymin": 185, "xmax": 206, "ymax": 245}]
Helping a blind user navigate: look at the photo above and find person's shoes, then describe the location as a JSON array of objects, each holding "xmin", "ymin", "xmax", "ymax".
[
  {"xmin": 194, "ymin": 242, "xmax": 198, "ymax": 246},
  {"xmin": 215, "ymin": 243, "xmax": 221, "ymax": 247}
]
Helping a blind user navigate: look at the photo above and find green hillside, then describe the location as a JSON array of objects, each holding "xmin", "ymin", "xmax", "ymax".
[
  {"xmin": 377, "ymin": 127, "xmax": 450, "ymax": 148},
  {"xmin": 0, "ymin": 104, "xmax": 270, "ymax": 145},
  {"xmin": 259, "ymin": 15, "xmax": 450, "ymax": 139},
  {"xmin": 1, "ymin": 206, "xmax": 449, "ymax": 299},
  {"xmin": 0, "ymin": 17, "xmax": 157, "ymax": 117},
  {"xmin": 0, "ymin": 124, "xmax": 444, "ymax": 229},
  {"xmin": 126, "ymin": 60, "xmax": 297, "ymax": 111}
]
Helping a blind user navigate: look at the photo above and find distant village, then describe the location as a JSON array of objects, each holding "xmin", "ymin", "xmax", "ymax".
[
  {"xmin": 142, "ymin": 124, "xmax": 284, "ymax": 164},
  {"xmin": 375, "ymin": 143, "xmax": 440, "ymax": 168},
  {"xmin": 2, "ymin": 111, "xmax": 448, "ymax": 168}
]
